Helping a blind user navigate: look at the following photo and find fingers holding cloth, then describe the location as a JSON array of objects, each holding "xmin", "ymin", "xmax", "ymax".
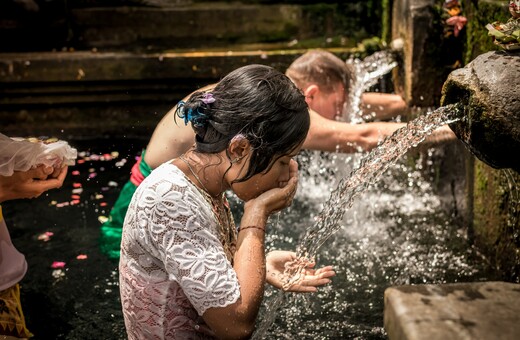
[{"xmin": 0, "ymin": 134, "xmax": 75, "ymax": 202}]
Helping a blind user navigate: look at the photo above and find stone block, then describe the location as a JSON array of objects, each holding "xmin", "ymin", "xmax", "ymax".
[
  {"xmin": 384, "ymin": 281, "xmax": 520, "ymax": 340},
  {"xmin": 391, "ymin": 0, "xmax": 466, "ymax": 107}
]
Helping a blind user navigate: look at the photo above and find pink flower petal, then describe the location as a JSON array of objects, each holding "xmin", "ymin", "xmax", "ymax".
[{"xmin": 51, "ymin": 261, "xmax": 66, "ymax": 269}]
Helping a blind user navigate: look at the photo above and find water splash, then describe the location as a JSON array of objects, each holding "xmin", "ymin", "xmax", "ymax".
[
  {"xmin": 252, "ymin": 103, "xmax": 464, "ymax": 339},
  {"xmin": 294, "ymin": 104, "xmax": 462, "ymax": 265},
  {"xmin": 344, "ymin": 50, "xmax": 399, "ymax": 123}
]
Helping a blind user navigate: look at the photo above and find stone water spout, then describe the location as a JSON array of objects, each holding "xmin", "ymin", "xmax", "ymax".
[{"xmin": 441, "ymin": 51, "xmax": 520, "ymax": 172}]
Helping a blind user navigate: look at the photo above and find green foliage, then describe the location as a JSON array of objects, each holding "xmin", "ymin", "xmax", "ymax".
[{"xmin": 464, "ymin": 0, "xmax": 511, "ymax": 63}]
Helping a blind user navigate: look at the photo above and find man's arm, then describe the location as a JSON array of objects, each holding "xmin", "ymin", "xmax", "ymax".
[
  {"xmin": 361, "ymin": 93, "xmax": 407, "ymax": 121},
  {"xmin": 303, "ymin": 109, "xmax": 406, "ymax": 153}
]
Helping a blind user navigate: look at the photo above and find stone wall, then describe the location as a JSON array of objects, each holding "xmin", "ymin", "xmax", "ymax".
[
  {"xmin": 388, "ymin": 0, "xmax": 520, "ymax": 282},
  {"xmin": 461, "ymin": 1, "xmax": 520, "ymax": 282},
  {"xmin": 473, "ymin": 161, "xmax": 520, "ymax": 279}
]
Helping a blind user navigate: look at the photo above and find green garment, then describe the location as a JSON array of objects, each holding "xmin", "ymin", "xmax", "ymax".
[{"xmin": 99, "ymin": 151, "xmax": 152, "ymax": 260}]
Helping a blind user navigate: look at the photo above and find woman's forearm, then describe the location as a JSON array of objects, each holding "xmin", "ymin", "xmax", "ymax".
[{"xmin": 202, "ymin": 205, "xmax": 267, "ymax": 339}]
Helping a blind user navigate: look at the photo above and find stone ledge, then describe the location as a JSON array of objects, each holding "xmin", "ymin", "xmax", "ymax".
[
  {"xmin": 0, "ymin": 47, "xmax": 355, "ymax": 137},
  {"xmin": 384, "ymin": 281, "xmax": 520, "ymax": 340},
  {"xmin": 0, "ymin": 47, "xmax": 353, "ymax": 83}
]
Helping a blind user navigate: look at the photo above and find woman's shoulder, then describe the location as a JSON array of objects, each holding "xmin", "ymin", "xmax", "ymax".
[
  {"xmin": 143, "ymin": 162, "xmax": 212, "ymax": 208},
  {"xmin": 136, "ymin": 162, "xmax": 189, "ymax": 196}
]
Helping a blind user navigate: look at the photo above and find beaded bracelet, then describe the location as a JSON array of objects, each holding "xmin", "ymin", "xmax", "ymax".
[{"xmin": 239, "ymin": 226, "xmax": 265, "ymax": 233}]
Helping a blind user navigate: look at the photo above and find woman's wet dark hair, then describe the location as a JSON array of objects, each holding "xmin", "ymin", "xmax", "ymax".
[{"xmin": 175, "ymin": 64, "xmax": 310, "ymax": 182}]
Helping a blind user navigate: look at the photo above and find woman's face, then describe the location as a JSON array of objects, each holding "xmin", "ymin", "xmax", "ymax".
[{"xmin": 230, "ymin": 147, "xmax": 301, "ymax": 202}]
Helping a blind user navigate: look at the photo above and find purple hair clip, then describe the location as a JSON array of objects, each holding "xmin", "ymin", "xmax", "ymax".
[{"xmin": 201, "ymin": 92, "xmax": 216, "ymax": 105}]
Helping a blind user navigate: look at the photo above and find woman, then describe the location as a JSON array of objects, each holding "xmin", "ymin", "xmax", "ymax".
[{"xmin": 119, "ymin": 64, "xmax": 335, "ymax": 339}]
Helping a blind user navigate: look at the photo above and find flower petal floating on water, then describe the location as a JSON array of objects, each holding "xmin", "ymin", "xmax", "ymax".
[
  {"xmin": 37, "ymin": 231, "xmax": 54, "ymax": 242},
  {"xmin": 51, "ymin": 261, "xmax": 66, "ymax": 269},
  {"xmin": 98, "ymin": 215, "xmax": 108, "ymax": 223},
  {"xmin": 76, "ymin": 254, "xmax": 88, "ymax": 260},
  {"xmin": 52, "ymin": 269, "xmax": 65, "ymax": 279}
]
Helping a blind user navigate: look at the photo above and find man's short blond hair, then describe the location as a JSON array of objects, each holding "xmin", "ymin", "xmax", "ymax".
[{"xmin": 286, "ymin": 49, "xmax": 353, "ymax": 94}]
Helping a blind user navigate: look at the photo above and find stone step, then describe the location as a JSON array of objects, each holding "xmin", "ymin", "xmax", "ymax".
[
  {"xmin": 0, "ymin": 46, "xmax": 355, "ymax": 137},
  {"xmin": 0, "ymin": 46, "xmax": 354, "ymax": 102},
  {"xmin": 384, "ymin": 281, "xmax": 520, "ymax": 340}
]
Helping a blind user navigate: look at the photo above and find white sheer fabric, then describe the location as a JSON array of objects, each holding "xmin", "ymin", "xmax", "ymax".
[
  {"xmin": 0, "ymin": 206, "xmax": 27, "ymax": 291},
  {"xmin": 119, "ymin": 163, "xmax": 240, "ymax": 339}
]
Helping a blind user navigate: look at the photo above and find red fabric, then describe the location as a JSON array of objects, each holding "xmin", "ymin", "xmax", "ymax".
[{"xmin": 129, "ymin": 157, "xmax": 145, "ymax": 186}]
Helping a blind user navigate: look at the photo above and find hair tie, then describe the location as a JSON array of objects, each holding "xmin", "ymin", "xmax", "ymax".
[
  {"xmin": 201, "ymin": 93, "xmax": 216, "ymax": 105},
  {"xmin": 176, "ymin": 100, "xmax": 208, "ymax": 127},
  {"xmin": 176, "ymin": 101, "xmax": 191, "ymax": 126}
]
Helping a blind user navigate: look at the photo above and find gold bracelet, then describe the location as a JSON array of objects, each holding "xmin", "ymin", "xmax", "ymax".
[{"xmin": 239, "ymin": 225, "xmax": 265, "ymax": 232}]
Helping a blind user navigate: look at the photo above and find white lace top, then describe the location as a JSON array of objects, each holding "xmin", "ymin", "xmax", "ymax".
[{"xmin": 119, "ymin": 162, "xmax": 241, "ymax": 339}]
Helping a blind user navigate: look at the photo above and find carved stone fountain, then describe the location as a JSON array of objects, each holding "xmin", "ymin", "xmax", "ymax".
[{"xmin": 442, "ymin": 50, "xmax": 520, "ymax": 172}]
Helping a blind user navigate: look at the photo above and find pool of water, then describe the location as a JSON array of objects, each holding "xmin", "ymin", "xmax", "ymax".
[{"xmin": 3, "ymin": 136, "xmax": 499, "ymax": 339}]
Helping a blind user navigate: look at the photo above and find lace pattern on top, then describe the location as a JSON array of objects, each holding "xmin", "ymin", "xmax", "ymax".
[{"xmin": 119, "ymin": 163, "xmax": 240, "ymax": 339}]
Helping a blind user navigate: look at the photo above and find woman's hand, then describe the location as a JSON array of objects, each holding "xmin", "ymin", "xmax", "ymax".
[
  {"xmin": 244, "ymin": 160, "xmax": 299, "ymax": 221},
  {"xmin": 266, "ymin": 250, "xmax": 335, "ymax": 293},
  {"xmin": 0, "ymin": 165, "xmax": 68, "ymax": 203}
]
